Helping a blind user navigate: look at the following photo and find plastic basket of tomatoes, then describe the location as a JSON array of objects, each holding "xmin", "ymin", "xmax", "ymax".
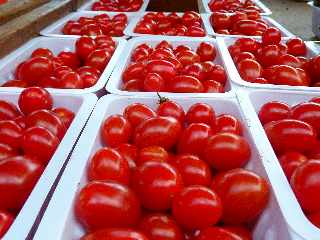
[
  {"xmin": 201, "ymin": 12, "xmax": 294, "ymax": 38},
  {"xmin": 78, "ymin": 0, "xmax": 150, "ymax": 12},
  {"xmin": 124, "ymin": 11, "xmax": 207, "ymax": 37},
  {"xmin": 40, "ymin": 12, "xmax": 136, "ymax": 38},
  {"xmin": 33, "ymin": 93, "xmax": 294, "ymax": 239},
  {"xmin": 106, "ymin": 36, "xmax": 232, "ymax": 95},
  {"xmin": 201, "ymin": 0, "xmax": 272, "ymax": 15},
  {"xmin": 0, "ymin": 36, "xmax": 126, "ymax": 94},
  {"xmin": 0, "ymin": 87, "xmax": 96, "ymax": 240},
  {"xmin": 217, "ymin": 35, "xmax": 320, "ymax": 92},
  {"xmin": 237, "ymin": 89, "xmax": 320, "ymax": 240}
]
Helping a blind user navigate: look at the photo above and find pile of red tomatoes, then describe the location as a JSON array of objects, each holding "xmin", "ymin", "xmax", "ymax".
[
  {"xmin": 208, "ymin": 0, "xmax": 262, "ymax": 13},
  {"xmin": 122, "ymin": 40, "xmax": 227, "ymax": 93},
  {"xmin": 0, "ymin": 87, "xmax": 75, "ymax": 237},
  {"xmin": 210, "ymin": 11, "xmax": 277, "ymax": 36},
  {"xmin": 62, "ymin": 13, "xmax": 127, "ymax": 37},
  {"xmin": 3, "ymin": 36, "xmax": 116, "ymax": 89},
  {"xmin": 91, "ymin": 0, "xmax": 143, "ymax": 12},
  {"xmin": 134, "ymin": 11, "xmax": 205, "ymax": 37},
  {"xmin": 74, "ymin": 99, "xmax": 270, "ymax": 240},
  {"xmin": 228, "ymin": 29, "xmax": 320, "ymax": 86},
  {"xmin": 259, "ymin": 97, "xmax": 320, "ymax": 229}
]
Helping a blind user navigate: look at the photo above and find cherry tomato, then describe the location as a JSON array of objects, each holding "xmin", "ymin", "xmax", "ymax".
[
  {"xmin": 52, "ymin": 107, "xmax": 75, "ymax": 128},
  {"xmin": 205, "ymin": 132, "xmax": 250, "ymax": 170},
  {"xmin": 0, "ymin": 143, "xmax": 17, "ymax": 161},
  {"xmin": 203, "ymin": 80, "xmax": 224, "ymax": 93},
  {"xmin": 137, "ymin": 146, "xmax": 169, "ymax": 166},
  {"xmin": 213, "ymin": 168, "xmax": 269, "ymax": 224},
  {"xmin": 0, "ymin": 100, "xmax": 20, "ymax": 121},
  {"xmin": 277, "ymin": 54, "xmax": 301, "ymax": 68},
  {"xmin": 169, "ymin": 75, "xmax": 204, "ymax": 93},
  {"xmin": 172, "ymin": 186, "xmax": 222, "ymax": 230},
  {"xmin": 133, "ymin": 116, "xmax": 182, "ymax": 150},
  {"xmin": 0, "ymin": 120, "xmax": 22, "ymax": 150},
  {"xmin": 146, "ymin": 60, "xmax": 177, "ymax": 80},
  {"xmin": 259, "ymin": 45, "xmax": 281, "ymax": 67},
  {"xmin": 279, "ymin": 152, "xmax": 308, "ymax": 180},
  {"xmin": 143, "ymin": 73, "xmax": 166, "ymax": 92},
  {"xmin": 115, "ymin": 143, "xmax": 138, "ymax": 169},
  {"xmin": 0, "ymin": 155, "xmax": 43, "ymax": 211},
  {"xmin": 57, "ymin": 52, "xmax": 80, "ymax": 69},
  {"xmin": 262, "ymin": 27, "xmax": 281, "ymax": 45},
  {"xmin": 81, "ymin": 228, "xmax": 148, "ymax": 240},
  {"xmin": 286, "ymin": 38, "xmax": 307, "ymax": 56},
  {"xmin": 237, "ymin": 59, "xmax": 262, "ymax": 82},
  {"xmin": 234, "ymin": 38, "xmax": 259, "ymax": 53},
  {"xmin": 271, "ymin": 65, "xmax": 309, "ymax": 86},
  {"xmin": 139, "ymin": 213, "xmax": 184, "ymax": 240},
  {"xmin": 58, "ymin": 71, "xmax": 84, "ymax": 89},
  {"xmin": 176, "ymin": 50, "xmax": 200, "ymax": 66},
  {"xmin": 196, "ymin": 226, "xmax": 249, "ymax": 240},
  {"xmin": 0, "ymin": 210, "xmax": 14, "ymax": 238},
  {"xmin": 196, "ymin": 42, "xmax": 216, "ymax": 61},
  {"xmin": 210, "ymin": 13, "xmax": 231, "ymax": 30},
  {"xmin": 123, "ymin": 62, "xmax": 146, "ymax": 83},
  {"xmin": 75, "ymin": 36, "xmax": 97, "ymax": 60},
  {"xmin": 123, "ymin": 79, "xmax": 143, "ymax": 91},
  {"xmin": 258, "ymin": 101, "xmax": 290, "ymax": 125},
  {"xmin": 123, "ymin": 103, "xmax": 156, "ymax": 128},
  {"xmin": 75, "ymin": 181, "xmax": 141, "ymax": 232},
  {"xmin": 183, "ymin": 63, "xmax": 206, "ymax": 81},
  {"xmin": 291, "ymin": 160, "xmax": 320, "ymax": 213},
  {"xmin": 20, "ymin": 57, "xmax": 53, "ymax": 85},
  {"xmin": 234, "ymin": 52, "xmax": 256, "ymax": 64},
  {"xmin": 1, "ymin": 80, "xmax": 28, "ymax": 88},
  {"xmin": 206, "ymin": 65, "xmax": 227, "ymax": 85},
  {"xmin": 186, "ymin": 103, "xmax": 216, "ymax": 125},
  {"xmin": 157, "ymin": 100, "xmax": 185, "ymax": 124},
  {"xmin": 215, "ymin": 114, "xmax": 243, "ymax": 135},
  {"xmin": 85, "ymin": 49, "xmax": 111, "ymax": 72},
  {"xmin": 308, "ymin": 212, "xmax": 320, "ymax": 228}
]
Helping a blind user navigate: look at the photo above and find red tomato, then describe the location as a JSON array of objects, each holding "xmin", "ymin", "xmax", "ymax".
[
  {"xmin": 157, "ymin": 100, "xmax": 185, "ymax": 123},
  {"xmin": 172, "ymin": 186, "xmax": 222, "ymax": 230},
  {"xmin": 213, "ymin": 168, "xmax": 269, "ymax": 224},
  {"xmin": 1, "ymin": 80, "xmax": 28, "ymax": 88},
  {"xmin": 57, "ymin": 52, "xmax": 81, "ymax": 69},
  {"xmin": 176, "ymin": 50, "xmax": 200, "ymax": 66},
  {"xmin": 85, "ymin": 49, "xmax": 111, "ymax": 71},
  {"xmin": 133, "ymin": 116, "xmax": 182, "ymax": 150},
  {"xmin": 81, "ymin": 228, "xmax": 148, "ymax": 240},
  {"xmin": 210, "ymin": 13, "xmax": 231, "ymax": 30},
  {"xmin": 88, "ymin": 147, "xmax": 130, "ymax": 185},
  {"xmin": 20, "ymin": 57, "xmax": 53, "ymax": 85},
  {"xmin": 234, "ymin": 52, "xmax": 256, "ymax": 64},
  {"xmin": 143, "ymin": 73, "xmax": 166, "ymax": 92},
  {"xmin": 0, "ymin": 120, "xmax": 22, "ymax": 150},
  {"xmin": 75, "ymin": 36, "xmax": 97, "ymax": 60},
  {"xmin": 271, "ymin": 65, "xmax": 308, "ymax": 86},
  {"xmin": 203, "ymin": 80, "xmax": 224, "ymax": 93},
  {"xmin": 26, "ymin": 109, "xmax": 66, "ymax": 140},
  {"xmin": 262, "ymin": 27, "xmax": 281, "ymax": 45},
  {"xmin": 137, "ymin": 146, "xmax": 169, "ymax": 166},
  {"xmin": 196, "ymin": 226, "xmax": 249, "ymax": 240},
  {"xmin": 14, "ymin": 115, "xmax": 26, "ymax": 129},
  {"xmin": 186, "ymin": 103, "xmax": 216, "ymax": 125},
  {"xmin": 52, "ymin": 107, "xmax": 75, "ymax": 128},
  {"xmin": 123, "ymin": 79, "xmax": 143, "ymax": 91},
  {"xmin": 183, "ymin": 63, "xmax": 206, "ymax": 81},
  {"xmin": 279, "ymin": 152, "xmax": 308, "ymax": 180},
  {"xmin": 258, "ymin": 45, "xmax": 281, "ymax": 67},
  {"xmin": 58, "ymin": 71, "xmax": 84, "ymax": 89},
  {"xmin": 172, "ymin": 154, "xmax": 212, "ymax": 186},
  {"xmin": 132, "ymin": 162, "xmax": 183, "ymax": 211},
  {"xmin": 53, "ymin": 66, "xmax": 72, "ymax": 79},
  {"xmin": 286, "ymin": 38, "xmax": 307, "ymax": 56},
  {"xmin": 216, "ymin": 114, "xmax": 243, "ymax": 135},
  {"xmin": 169, "ymin": 75, "xmax": 204, "ymax": 93},
  {"xmin": 115, "ymin": 143, "xmax": 138, "ymax": 169},
  {"xmin": 206, "ymin": 65, "xmax": 227, "ymax": 85},
  {"xmin": 146, "ymin": 60, "xmax": 177, "ymax": 80},
  {"xmin": 196, "ymin": 42, "xmax": 216, "ymax": 61},
  {"xmin": 31, "ymin": 48, "xmax": 54, "ymax": 59},
  {"xmin": 308, "ymin": 212, "xmax": 320, "ymax": 228},
  {"xmin": 177, "ymin": 123, "xmax": 213, "ymax": 158},
  {"xmin": 139, "ymin": 213, "xmax": 184, "ymax": 240},
  {"xmin": 258, "ymin": 101, "xmax": 290, "ymax": 125},
  {"xmin": 123, "ymin": 62, "xmax": 146, "ymax": 83},
  {"xmin": 291, "ymin": 160, "xmax": 320, "ymax": 212},
  {"xmin": 237, "ymin": 59, "xmax": 262, "ymax": 82},
  {"xmin": 123, "ymin": 103, "xmax": 156, "ymax": 128},
  {"xmin": 0, "ymin": 143, "xmax": 17, "ymax": 161},
  {"xmin": 264, "ymin": 119, "xmax": 317, "ymax": 154},
  {"xmin": 18, "ymin": 87, "xmax": 53, "ymax": 115},
  {"xmin": 101, "ymin": 115, "xmax": 132, "ymax": 147},
  {"xmin": 0, "ymin": 100, "xmax": 20, "ymax": 121},
  {"xmin": 234, "ymin": 38, "xmax": 259, "ymax": 53},
  {"xmin": 277, "ymin": 54, "xmax": 301, "ymax": 68},
  {"xmin": 22, "ymin": 126, "xmax": 60, "ymax": 164},
  {"xmin": 95, "ymin": 36, "xmax": 115, "ymax": 47},
  {"xmin": 0, "ymin": 210, "xmax": 14, "ymax": 238},
  {"xmin": 0, "ymin": 155, "xmax": 43, "ymax": 211},
  {"xmin": 75, "ymin": 181, "xmax": 141, "ymax": 232},
  {"xmin": 233, "ymin": 20, "xmax": 260, "ymax": 35}
]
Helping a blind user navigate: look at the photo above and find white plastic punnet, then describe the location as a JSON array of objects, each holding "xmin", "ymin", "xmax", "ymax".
[
  {"xmin": 106, "ymin": 36, "xmax": 233, "ymax": 96},
  {"xmin": 78, "ymin": 0, "xmax": 150, "ymax": 12},
  {"xmin": 217, "ymin": 36, "xmax": 320, "ymax": 92},
  {"xmin": 201, "ymin": 13, "xmax": 295, "ymax": 38},
  {"xmin": 40, "ymin": 11, "xmax": 137, "ymax": 38},
  {"xmin": 237, "ymin": 88, "xmax": 320, "ymax": 240},
  {"xmin": 201, "ymin": 0, "xmax": 272, "ymax": 15},
  {"xmin": 34, "ymin": 93, "xmax": 293, "ymax": 240},
  {"xmin": 0, "ymin": 36, "xmax": 126, "ymax": 94},
  {"xmin": 1, "ymin": 90, "xmax": 97, "ymax": 240}
]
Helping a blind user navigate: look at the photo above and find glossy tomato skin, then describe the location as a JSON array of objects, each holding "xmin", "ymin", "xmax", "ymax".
[
  {"xmin": 157, "ymin": 101, "xmax": 185, "ymax": 124},
  {"xmin": 137, "ymin": 146, "xmax": 169, "ymax": 166},
  {"xmin": 258, "ymin": 101, "xmax": 290, "ymax": 125},
  {"xmin": 75, "ymin": 36, "xmax": 97, "ymax": 60},
  {"xmin": 123, "ymin": 103, "xmax": 157, "ymax": 128},
  {"xmin": 186, "ymin": 103, "xmax": 216, "ymax": 125},
  {"xmin": 172, "ymin": 186, "xmax": 222, "ymax": 230},
  {"xmin": 264, "ymin": 119, "xmax": 317, "ymax": 154},
  {"xmin": 81, "ymin": 228, "xmax": 148, "ymax": 240},
  {"xmin": 291, "ymin": 160, "xmax": 320, "ymax": 213},
  {"xmin": 0, "ymin": 143, "xmax": 17, "ymax": 161},
  {"xmin": 308, "ymin": 212, "xmax": 320, "ymax": 228},
  {"xmin": 171, "ymin": 154, "xmax": 212, "ymax": 186},
  {"xmin": 215, "ymin": 114, "xmax": 243, "ymax": 135},
  {"xmin": 88, "ymin": 148, "xmax": 130, "ymax": 185},
  {"xmin": 196, "ymin": 226, "xmax": 249, "ymax": 240},
  {"xmin": 177, "ymin": 123, "xmax": 212, "ymax": 157},
  {"xmin": 139, "ymin": 213, "xmax": 184, "ymax": 240},
  {"xmin": 101, "ymin": 115, "xmax": 132, "ymax": 148},
  {"xmin": 204, "ymin": 133, "xmax": 251, "ymax": 171},
  {"xmin": 75, "ymin": 181, "xmax": 141, "ymax": 232},
  {"xmin": 146, "ymin": 60, "xmax": 177, "ymax": 80},
  {"xmin": 20, "ymin": 57, "xmax": 53, "ymax": 85},
  {"xmin": 286, "ymin": 38, "xmax": 307, "ymax": 56},
  {"xmin": 143, "ymin": 73, "xmax": 166, "ymax": 92},
  {"xmin": 169, "ymin": 75, "xmax": 204, "ymax": 93},
  {"xmin": 0, "ymin": 155, "xmax": 43, "ymax": 212},
  {"xmin": 85, "ymin": 49, "xmax": 111, "ymax": 72},
  {"xmin": 0, "ymin": 120, "xmax": 22, "ymax": 150},
  {"xmin": 279, "ymin": 152, "xmax": 307, "ymax": 180},
  {"xmin": 133, "ymin": 116, "xmax": 182, "ymax": 150},
  {"xmin": 52, "ymin": 107, "xmax": 75, "ymax": 128},
  {"xmin": 18, "ymin": 87, "xmax": 53, "ymax": 115},
  {"xmin": 116, "ymin": 143, "xmax": 138, "ymax": 169},
  {"xmin": 0, "ymin": 100, "xmax": 20, "ymax": 121},
  {"xmin": 57, "ymin": 52, "xmax": 81, "ymax": 69},
  {"xmin": 196, "ymin": 42, "xmax": 216, "ymax": 62},
  {"xmin": 237, "ymin": 59, "xmax": 262, "ymax": 82},
  {"xmin": 0, "ymin": 210, "xmax": 14, "ymax": 238},
  {"xmin": 132, "ymin": 162, "xmax": 183, "ymax": 211},
  {"xmin": 262, "ymin": 27, "xmax": 281, "ymax": 45},
  {"xmin": 213, "ymin": 168, "xmax": 270, "ymax": 224},
  {"xmin": 271, "ymin": 65, "xmax": 308, "ymax": 86}
]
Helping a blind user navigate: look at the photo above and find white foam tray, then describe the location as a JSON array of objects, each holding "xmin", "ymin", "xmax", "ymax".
[
  {"xmin": 217, "ymin": 36, "xmax": 320, "ymax": 92},
  {"xmin": 1, "ymin": 90, "xmax": 97, "ymax": 240},
  {"xmin": 200, "ymin": 0, "xmax": 272, "ymax": 15},
  {"xmin": 124, "ymin": 12, "xmax": 208, "ymax": 37},
  {"xmin": 33, "ymin": 93, "xmax": 293, "ymax": 240},
  {"xmin": 201, "ymin": 13, "xmax": 295, "ymax": 38},
  {"xmin": 40, "ymin": 11, "xmax": 137, "ymax": 39},
  {"xmin": 237, "ymin": 88, "xmax": 320, "ymax": 240},
  {"xmin": 78, "ymin": 0, "xmax": 150, "ymax": 12},
  {"xmin": 0, "ymin": 36, "xmax": 126, "ymax": 94},
  {"xmin": 306, "ymin": 41, "xmax": 320, "ymax": 54},
  {"xmin": 106, "ymin": 36, "xmax": 233, "ymax": 96}
]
